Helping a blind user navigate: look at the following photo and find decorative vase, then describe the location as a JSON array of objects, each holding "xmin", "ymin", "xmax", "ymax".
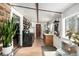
[
  {"xmin": 2, "ymin": 41, "xmax": 13, "ymax": 56},
  {"xmin": 2, "ymin": 45, "xmax": 13, "ymax": 56}
]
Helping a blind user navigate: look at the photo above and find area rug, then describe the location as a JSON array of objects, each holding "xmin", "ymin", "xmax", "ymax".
[
  {"xmin": 41, "ymin": 46, "xmax": 57, "ymax": 51},
  {"xmin": 41, "ymin": 46, "xmax": 57, "ymax": 56}
]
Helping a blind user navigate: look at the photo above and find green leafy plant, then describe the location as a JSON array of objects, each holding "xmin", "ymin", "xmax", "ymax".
[
  {"xmin": 0, "ymin": 18, "xmax": 16, "ymax": 47},
  {"xmin": 72, "ymin": 32, "xmax": 79, "ymax": 46},
  {"xmin": 66, "ymin": 30, "xmax": 79, "ymax": 46},
  {"xmin": 45, "ymin": 24, "xmax": 50, "ymax": 34},
  {"xmin": 45, "ymin": 28, "xmax": 50, "ymax": 34},
  {"xmin": 66, "ymin": 30, "xmax": 73, "ymax": 39}
]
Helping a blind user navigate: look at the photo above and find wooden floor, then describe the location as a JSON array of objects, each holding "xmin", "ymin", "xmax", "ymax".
[
  {"xmin": 0, "ymin": 38, "xmax": 56, "ymax": 56},
  {"xmin": 15, "ymin": 39, "xmax": 44, "ymax": 56}
]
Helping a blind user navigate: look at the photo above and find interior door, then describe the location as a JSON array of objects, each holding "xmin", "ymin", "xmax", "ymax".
[{"xmin": 36, "ymin": 24, "xmax": 41, "ymax": 39}]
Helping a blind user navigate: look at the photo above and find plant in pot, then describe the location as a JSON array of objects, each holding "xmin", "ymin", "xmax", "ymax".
[
  {"xmin": 0, "ymin": 18, "xmax": 16, "ymax": 56},
  {"xmin": 45, "ymin": 28, "xmax": 50, "ymax": 34},
  {"xmin": 71, "ymin": 32, "xmax": 79, "ymax": 46},
  {"xmin": 66, "ymin": 30, "xmax": 73, "ymax": 40}
]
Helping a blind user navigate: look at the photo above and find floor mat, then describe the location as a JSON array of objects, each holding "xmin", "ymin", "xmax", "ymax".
[
  {"xmin": 41, "ymin": 46, "xmax": 57, "ymax": 56},
  {"xmin": 42, "ymin": 46, "xmax": 57, "ymax": 51},
  {"xmin": 44, "ymin": 51, "xmax": 57, "ymax": 56}
]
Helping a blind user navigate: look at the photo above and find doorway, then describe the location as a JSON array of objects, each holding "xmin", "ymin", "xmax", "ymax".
[
  {"xmin": 36, "ymin": 23, "xmax": 41, "ymax": 39},
  {"xmin": 13, "ymin": 14, "xmax": 20, "ymax": 48}
]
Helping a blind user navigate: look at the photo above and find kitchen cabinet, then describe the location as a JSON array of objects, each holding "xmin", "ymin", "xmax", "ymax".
[
  {"xmin": 43, "ymin": 34, "xmax": 53, "ymax": 46},
  {"xmin": 22, "ymin": 31, "xmax": 34, "ymax": 47}
]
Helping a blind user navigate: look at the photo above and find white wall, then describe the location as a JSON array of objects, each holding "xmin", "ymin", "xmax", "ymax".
[
  {"xmin": 63, "ymin": 4, "xmax": 79, "ymax": 18},
  {"xmin": 53, "ymin": 16, "xmax": 62, "ymax": 49},
  {"xmin": 47, "ymin": 14, "xmax": 62, "ymax": 49}
]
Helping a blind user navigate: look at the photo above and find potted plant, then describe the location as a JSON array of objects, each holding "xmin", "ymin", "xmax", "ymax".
[
  {"xmin": 45, "ymin": 25, "xmax": 50, "ymax": 34},
  {"xmin": 0, "ymin": 18, "xmax": 16, "ymax": 56},
  {"xmin": 66, "ymin": 30, "xmax": 73, "ymax": 39},
  {"xmin": 66, "ymin": 30, "xmax": 79, "ymax": 55}
]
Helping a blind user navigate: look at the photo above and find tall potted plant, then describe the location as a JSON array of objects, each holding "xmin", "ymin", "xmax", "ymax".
[{"xmin": 0, "ymin": 18, "xmax": 16, "ymax": 55}]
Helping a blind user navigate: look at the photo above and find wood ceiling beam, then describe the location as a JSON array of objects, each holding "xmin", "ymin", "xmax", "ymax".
[
  {"xmin": 36, "ymin": 3, "xmax": 39, "ymax": 23},
  {"xmin": 11, "ymin": 4, "xmax": 62, "ymax": 14}
]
